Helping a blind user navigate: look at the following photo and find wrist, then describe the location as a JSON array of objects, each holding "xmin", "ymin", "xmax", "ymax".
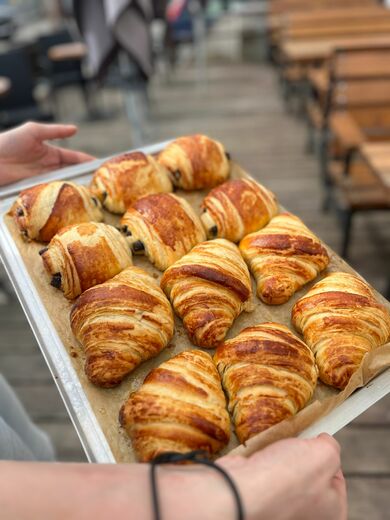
[{"xmin": 156, "ymin": 464, "xmax": 238, "ymax": 520}]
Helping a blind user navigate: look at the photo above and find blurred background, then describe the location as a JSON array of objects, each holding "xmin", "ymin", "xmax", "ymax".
[{"xmin": 0, "ymin": 0, "xmax": 389, "ymax": 518}]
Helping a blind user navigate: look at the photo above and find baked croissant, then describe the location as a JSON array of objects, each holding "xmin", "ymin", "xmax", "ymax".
[
  {"xmin": 161, "ymin": 239, "xmax": 253, "ymax": 348},
  {"xmin": 239, "ymin": 213, "xmax": 329, "ymax": 305},
  {"xmin": 10, "ymin": 181, "xmax": 103, "ymax": 242},
  {"xmin": 90, "ymin": 151, "xmax": 172, "ymax": 214},
  {"xmin": 120, "ymin": 193, "xmax": 206, "ymax": 271},
  {"xmin": 119, "ymin": 349, "xmax": 230, "ymax": 461},
  {"xmin": 40, "ymin": 222, "xmax": 132, "ymax": 299},
  {"xmin": 201, "ymin": 178, "xmax": 278, "ymax": 242},
  {"xmin": 292, "ymin": 272, "xmax": 390, "ymax": 389},
  {"xmin": 214, "ymin": 322, "xmax": 317, "ymax": 443},
  {"xmin": 157, "ymin": 134, "xmax": 230, "ymax": 190},
  {"xmin": 70, "ymin": 266, "xmax": 174, "ymax": 387}
]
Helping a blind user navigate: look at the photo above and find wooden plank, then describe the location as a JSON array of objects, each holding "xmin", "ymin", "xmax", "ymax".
[
  {"xmin": 336, "ymin": 427, "xmax": 390, "ymax": 474},
  {"xmin": 361, "ymin": 143, "xmax": 390, "ymax": 190},
  {"xmin": 281, "ymin": 35, "xmax": 390, "ymax": 64},
  {"xmin": 347, "ymin": 478, "xmax": 390, "ymax": 520}
]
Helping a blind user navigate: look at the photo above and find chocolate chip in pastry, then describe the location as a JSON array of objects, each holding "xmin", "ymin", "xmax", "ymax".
[
  {"xmin": 70, "ymin": 266, "xmax": 174, "ymax": 387},
  {"xmin": 90, "ymin": 151, "xmax": 172, "ymax": 214},
  {"xmin": 292, "ymin": 272, "xmax": 390, "ymax": 389},
  {"xmin": 239, "ymin": 212, "xmax": 329, "ymax": 305},
  {"xmin": 119, "ymin": 349, "xmax": 230, "ymax": 461},
  {"xmin": 41, "ymin": 222, "xmax": 132, "ymax": 299},
  {"xmin": 10, "ymin": 181, "xmax": 103, "ymax": 242},
  {"xmin": 121, "ymin": 193, "xmax": 206, "ymax": 271}
]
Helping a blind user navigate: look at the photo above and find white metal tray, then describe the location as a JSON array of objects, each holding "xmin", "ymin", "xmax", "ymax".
[{"xmin": 1, "ymin": 141, "xmax": 389, "ymax": 463}]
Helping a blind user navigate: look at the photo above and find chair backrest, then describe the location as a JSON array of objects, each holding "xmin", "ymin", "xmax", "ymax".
[
  {"xmin": 326, "ymin": 47, "xmax": 390, "ymax": 113},
  {"xmin": 283, "ymin": 18, "xmax": 390, "ymax": 42},
  {"xmin": 270, "ymin": 6, "xmax": 388, "ymax": 45},
  {"xmin": 36, "ymin": 28, "xmax": 79, "ymax": 75},
  {"xmin": 331, "ymin": 46, "xmax": 390, "ymax": 79},
  {"xmin": 0, "ymin": 46, "xmax": 35, "ymax": 109},
  {"xmin": 269, "ymin": 0, "xmax": 379, "ymax": 16}
]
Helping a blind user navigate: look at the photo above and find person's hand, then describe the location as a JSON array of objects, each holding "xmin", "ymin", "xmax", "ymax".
[
  {"xmin": 159, "ymin": 433, "xmax": 347, "ymax": 520},
  {"xmin": 217, "ymin": 433, "xmax": 347, "ymax": 520},
  {"xmin": 0, "ymin": 121, "xmax": 95, "ymax": 186}
]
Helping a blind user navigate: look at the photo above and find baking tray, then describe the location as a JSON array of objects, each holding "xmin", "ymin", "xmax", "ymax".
[{"xmin": 1, "ymin": 140, "xmax": 390, "ymax": 463}]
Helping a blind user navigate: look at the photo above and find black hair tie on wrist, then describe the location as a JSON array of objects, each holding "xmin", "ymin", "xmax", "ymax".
[{"xmin": 150, "ymin": 450, "xmax": 244, "ymax": 520}]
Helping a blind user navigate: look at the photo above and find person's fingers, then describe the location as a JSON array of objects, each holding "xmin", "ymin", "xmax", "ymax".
[
  {"xmin": 52, "ymin": 145, "xmax": 96, "ymax": 165},
  {"xmin": 331, "ymin": 469, "xmax": 348, "ymax": 520},
  {"xmin": 25, "ymin": 122, "xmax": 78, "ymax": 141},
  {"xmin": 249, "ymin": 435, "xmax": 341, "ymax": 485},
  {"xmin": 316, "ymin": 433, "xmax": 341, "ymax": 455}
]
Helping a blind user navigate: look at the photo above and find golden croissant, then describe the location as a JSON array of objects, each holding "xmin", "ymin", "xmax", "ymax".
[
  {"xmin": 120, "ymin": 193, "xmax": 206, "ymax": 271},
  {"xmin": 119, "ymin": 349, "xmax": 230, "ymax": 461},
  {"xmin": 70, "ymin": 266, "xmax": 174, "ymax": 388},
  {"xmin": 201, "ymin": 178, "xmax": 278, "ymax": 242},
  {"xmin": 90, "ymin": 151, "xmax": 172, "ymax": 214},
  {"xmin": 161, "ymin": 239, "xmax": 253, "ymax": 348},
  {"xmin": 157, "ymin": 134, "xmax": 230, "ymax": 190},
  {"xmin": 40, "ymin": 222, "xmax": 132, "ymax": 299},
  {"xmin": 292, "ymin": 272, "xmax": 390, "ymax": 389},
  {"xmin": 10, "ymin": 181, "xmax": 103, "ymax": 242},
  {"xmin": 214, "ymin": 322, "xmax": 317, "ymax": 443},
  {"xmin": 239, "ymin": 212, "xmax": 329, "ymax": 305}
]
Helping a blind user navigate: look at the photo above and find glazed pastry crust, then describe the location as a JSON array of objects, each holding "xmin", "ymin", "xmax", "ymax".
[
  {"xmin": 292, "ymin": 272, "xmax": 390, "ymax": 389},
  {"xmin": 119, "ymin": 349, "xmax": 230, "ymax": 461},
  {"xmin": 90, "ymin": 152, "xmax": 172, "ymax": 214},
  {"xmin": 121, "ymin": 193, "xmax": 206, "ymax": 271},
  {"xmin": 70, "ymin": 266, "xmax": 174, "ymax": 388},
  {"xmin": 201, "ymin": 178, "xmax": 278, "ymax": 242},
  {"xmin": 41, "ymin": 222, "xmax": 132, "ymax": 299},
  {"xmin": 10, "ymin": 181, "xmax": 103, "ymax": 242},
  {"xmin": 239, "ymin": 212, "xmax": 329, "ymax": 305},
  {"xmin": 161, "ymin": 238, "xmax": 253, "ymax": 348},
  {"xmin": 214, "ymin": 322, "xmax": 317, "ymax": 443},
  {"xmin": 157, "ymin": 134, "xmax": 230, "ymax": 190}
]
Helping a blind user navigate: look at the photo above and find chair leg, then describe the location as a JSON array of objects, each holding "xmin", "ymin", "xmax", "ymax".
[
  {"xmin": 340, "ymin": 209, "xmax": 353, "ymax": 259},
  {"xmin": 305, "ymin": 123, "xmax": 315, "ymax": 155},
  {"xmin": 322, "ymin": 183, "xmax": 333, "ymax": 213}
]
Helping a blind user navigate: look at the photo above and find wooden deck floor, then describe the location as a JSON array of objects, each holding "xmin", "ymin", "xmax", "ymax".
[{"xmin": 1, "ymin": 55, "xmax": 390, "ymax": 519}]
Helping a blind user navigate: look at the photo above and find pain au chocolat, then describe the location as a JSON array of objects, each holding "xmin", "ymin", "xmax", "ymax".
[
  {"xmin": 157, "ymin": 134, "xmax": 230, "ymax": 190},
  {"xmin": 120, "ymin": 193, "xmax": 206, "ymax": 271},
  {"xmin": 201, "ymin": 178, "xmax": 278, "ymax": 242},
  {"xmin": 90, "ymin": 151, "xmax": 172, "ymax": 214},
  {"xmin": 41, "ymin": 222, "xmax": 132, "ymax": 299},
  {"xmin": 11, "ymin": 181, "xmax": 103, "ymax": 242}
]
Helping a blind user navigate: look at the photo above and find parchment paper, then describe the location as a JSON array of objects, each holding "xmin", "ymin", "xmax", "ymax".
[{"xmin": 4, "ymin": 162, "xmax": 390, "ymax": 462}]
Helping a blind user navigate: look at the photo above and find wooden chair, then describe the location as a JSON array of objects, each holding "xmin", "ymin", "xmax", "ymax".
[
  {"xmin": 327, "ymin": 153, "xmax": 390, "ymax": 258},
  {"xmin": 275, "ymin": 10, "xmax": 390, "ymax": 108},
  {"xmin": 307, "ymin": 46, "xmax": 390, "ymax": 155}
]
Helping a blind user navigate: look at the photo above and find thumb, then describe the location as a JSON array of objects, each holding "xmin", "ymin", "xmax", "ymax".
[{"xmin": 26, "ymin": 122, "xmax": 78, "ymax": 141}]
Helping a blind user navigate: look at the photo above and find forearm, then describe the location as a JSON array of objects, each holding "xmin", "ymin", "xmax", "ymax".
[
  {"xmin": 0, "ymin": 461, "xmax": 153, "ymax": 520},
  {"xmin": 0, "ymin": 461, "xmax": 236, "ymax": 520}
]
